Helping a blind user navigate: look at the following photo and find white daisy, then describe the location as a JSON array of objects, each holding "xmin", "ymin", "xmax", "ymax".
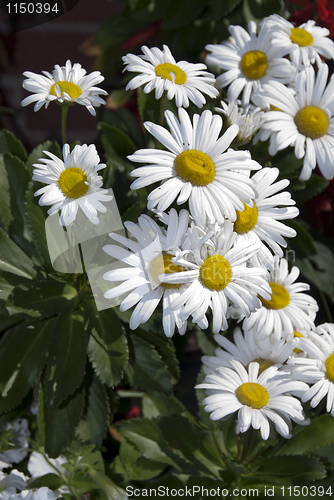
[
  {"xmin": 202, "ymin": 327, "xmax": 296, "ymax": 375},
  {"xmin": 216, "ymin": 100, "xmax": 264, "ymax": 143},
  {"xmin": 0, "ymin": 470, "xmax": 27, "ymax": 499},
  {"xmin": 243, "ymin": 257, "xmax": 318, "ymax": 341},
  {"xmin": 205, "ymin": 21, "xmax": 296, "ymax": 105},
  {"xmin": 122, "ymin": 44, "xmax": 219, "ymax": 108},
  {"xmin": 196, "ymin": 360, "xmax": 308, "ymax": 439},
  {"xmin": 288, "ymin": 324, "xmax": 334, "ymax": 415},
  {"xmin": 21, "ymin": 60, "xmax": 107, "ymax": 115},
  {"xmin": 9, "ymin": 487, "xmax": 56, "ymax": 500},
  {"xmin": 0, "ymin": 419, "xmax": 30, "ymax": 469},
  {"xmin": 231, "ymin": 167, "xmax": 299, "ymax": 263},
  {"xmin": 32, "ymin": 143, "xmax": 112, "ymax": 226},
  {"xmin": 103, "ymin": 209, "xmax": 193, "ymax": 337},
  {"xmin": 162, "ymin": 221, "xmax": 272, "ymax": 333},
  {"xmin": 257, "ymin": 63, "xmax": 334, "ymax": 180},
  {"xmin": 129, "ymin": 108, "xmax": 261, "ymax": 226},
  {"xmin": 265, "ymin": 14, "xmax": 334, "ymax": 69}
]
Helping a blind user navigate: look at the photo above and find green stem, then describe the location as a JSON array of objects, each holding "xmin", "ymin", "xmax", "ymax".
[
  {"xmin": 41, "ymin": 450, "xmax": 79, "ymax": 498},
  {"xmin": 159, "ymin": 92, "xmax": 167, "ymax": 126},
  {"xmin": 61, "ymin": 105, "xmax": 69, "ymax": 146}
]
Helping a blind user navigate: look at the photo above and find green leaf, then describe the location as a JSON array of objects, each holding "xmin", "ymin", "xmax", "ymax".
[
  {"xmin": 211, "ymin": 0, "xmax": 243, "ymax": 19},
  {"xmin": 0, "ymin": 129, "xmax": 27, "ymax": 161},
  {"xmin": 294, "ymin": 175, "xmax": 329, "ymax": 205},
  {"xmin": 163, "ymin": 0, "xmax": 207, "ymax": 29},
  {"xmin": 119, "ymin": 418, "xmax": 194, "ymax": 472},
  {"xmin": 115, "ymin": 440, "xmax": 166, "ymax": 480},
  {"xmin": 98, "ymin": 122, "xmax": 135, "ymax": 158},
  {"xmin": 38, "ymin": 383, "xmax": 85, "ymax": 458},
  {"xmin": 279, "ymin": 414, "xmax": 334, "ymax": 456},
  {"xmin": 85, "ymin": 301, "xmax": 129, "ymax": 387},
  {"xmin": 8, "ymin": 280, "xmax": 80, "ymax": 320},
  {"xmin": 254, "ymin": 455, "xmax": 326, "ymax": 485},
  {"xmin": 44, "ymin": 312, "xmax": 88, "ymax": 407},
  {"xmin": 0, "ymin": 317, "xmax": 57, "ymax": 413},
  {"xmin": 87, "ymin": 469, "xmax": 127, "ymax": 500},
  {"xmin": 85, "ymin": 373, "xmax": 110, "ymax": 446},
  {"xmin": 122, "ymin": 201, "xmax": 143, "ymax": 223},
  {"xmin": 137, "ymin": 87, "xmax": 161, "ymax": 125},
  {"xmin": 26, "ymin": 141, "xmax": 62, "ymax": 172},
  {"xmin": 27, "ymin": 474, "xmax": 65, "ymax": 490},
  {"xmin": 25, "ymin": 182, "xmax": 53, "ymax": 271},
  {"xmin": 0, "ymin": 227, "xmax": 36, "ymax": 279},
  {"xmin": 142, "ymin": 392, "xmax": 188, "ymax": 420},
  {"xmin": 195, "ymin": 329, "xmax": 216, "ymax": 356},
  {"xmin": 306, "ymin": 242, "xmax": 334, "ymax": 302},
  {"xmin": 129, "ymin": 334, "xmax": 173, "ymax": 394},
  {"xmin": 285, "ymin": 219, "xmax": 317, "ymax": 257},
  {"xmin": 134, "ymin": 327, "xmax": 180, "ymax": 384},
  {"xmin": 274, "ymin": 149, "xmax": 303, "ymax": 178},
  {"xmin": 0, "ymin": 154, "xmax": 42, "ymax": 264},
  {"xmin": 158, "ymin": 416, "xmax": 225, "ymax": 478}
]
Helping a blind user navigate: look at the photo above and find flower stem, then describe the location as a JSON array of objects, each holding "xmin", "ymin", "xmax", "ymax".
[
  {"xmin": 159, "ymin": 92, "xmax": 167, "ymax": 126},
  {"xmin": 61, "ymin": 105, "xmax": 69, "ymax": 146}
]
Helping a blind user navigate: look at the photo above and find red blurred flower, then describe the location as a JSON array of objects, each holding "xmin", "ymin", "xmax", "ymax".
[
  {"xmin": 125, "ymin": 405, "xmax": 141, "ymax": 419},
  {"xmin": 286, "ymin": 0, "xmax": 334, "ymax": 39},
  {"xmin": 307, "ymin": 178, "xmax": 334, "ymax": 234},
  {"xmin": 120, "ymin": 21, "xmax": 162, "ymax": 50}
]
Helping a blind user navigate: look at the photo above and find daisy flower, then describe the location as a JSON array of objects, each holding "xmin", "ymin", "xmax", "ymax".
[
  {"xmin": 243, "ymin": 257, "xmax": 318, "ymax": 341},
  {"xmin": 216, "ymin": 100, "xmax": 264, "ymax": 143},
  {"xmin": 163, "ymin": 221, "xmax": 272, "ymax": 333},
  {"xmin": 122, "ymin": 44, "xmax": 219, "ymax": 108},
  {"xmin": 231, "ymin": 167, "xmax": 299, "ymax": 263},
  {"xmin": 265, "ymin": 14, "xmax": 334, "ymax": 68},
  {"xmin": 205, "ymin": 21, "xmax": 296, "ymax": 104},
  {"xmin": 129, "ymin": 108, "xmax": 261, "ymax": 226},
  {"xmin": 196, "ymin": 360, "xmax": 308, "ymax": 439},
  {"xmin": 103, "ymin": 209, "xmax": 195, "ymax": 337},
  {"xmin": 202, "ymin": 327, "xmax": 296, "ymax": 375},
  {"xmin": 0, "ymin": 470, "xmax": 27, "ymax": 498},
  {"xmin": 21, "ymin": 60, "xmax": 107, "ymax": 115},
  {"xmin": 9, "ymin": 487, "xmax": 56, "ymax": 500},
  {"xmin": 288, "ymin": 324, "xmax": 334, "ymax": 415},
  {"xmin": 32, "ymin": 144, "xmax": 112, "ymax": 226},
  {"xmin": 258, "ymin": 63, "xmax": 334, "ymax": 180}
]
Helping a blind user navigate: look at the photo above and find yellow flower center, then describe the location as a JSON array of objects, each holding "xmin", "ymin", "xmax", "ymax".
[
  {"xmin": 234, "ymin": 201, "xmax": 258, "ymax": 234},
  {"xmin": 290, "ymin": 27, "xmax": 314, "ymax": 47},
  {"xmin": 325, "ymin": 353, "xmax": 334, "ymax": 383},
  {"xmin": 293, "ymin": 330, "xmax": 304, "ymax": 354},
  {"xmin": 58, "ymin": 167, "xmax": 88, "ymax": 199},
  {"xmin": 240, "ymin": 50, "xmax": 268, "ymax": 80},
  {"xmin": 155, "ymin": 63, "xmax": 187, "ymax": 85},
  {"xmin": 294, "ymin": 106, "xmax": 329, "ymax": 139},
  {"xmin": 148, "ymin": 252, "xmax": 186, "ymax": 289},
  {"xmin": 260, "ymin": 282, "xmax": 290, "ymax": 310},
  {"xmin": 199, "ymin": 255, "xmax": 232, "ymax": 291},
  {"xmin": 50, "ymin": 81, "xmax": 82, "ymax": 99},
  {"xmin": 236, "ymin": 382, "xmax": 269, "ymax": 409},
  {"xmin": 248, "ymin": 358, "xmax": 275, "ymax": 375},
  {"xmin": 174, "ymin": 150, "xmax": 216, "ymax": 186}
]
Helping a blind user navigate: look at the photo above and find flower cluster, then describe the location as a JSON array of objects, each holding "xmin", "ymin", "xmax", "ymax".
[{"xmin": 20, "ymin": 12, "xmax": 334, "ymax": 449}]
